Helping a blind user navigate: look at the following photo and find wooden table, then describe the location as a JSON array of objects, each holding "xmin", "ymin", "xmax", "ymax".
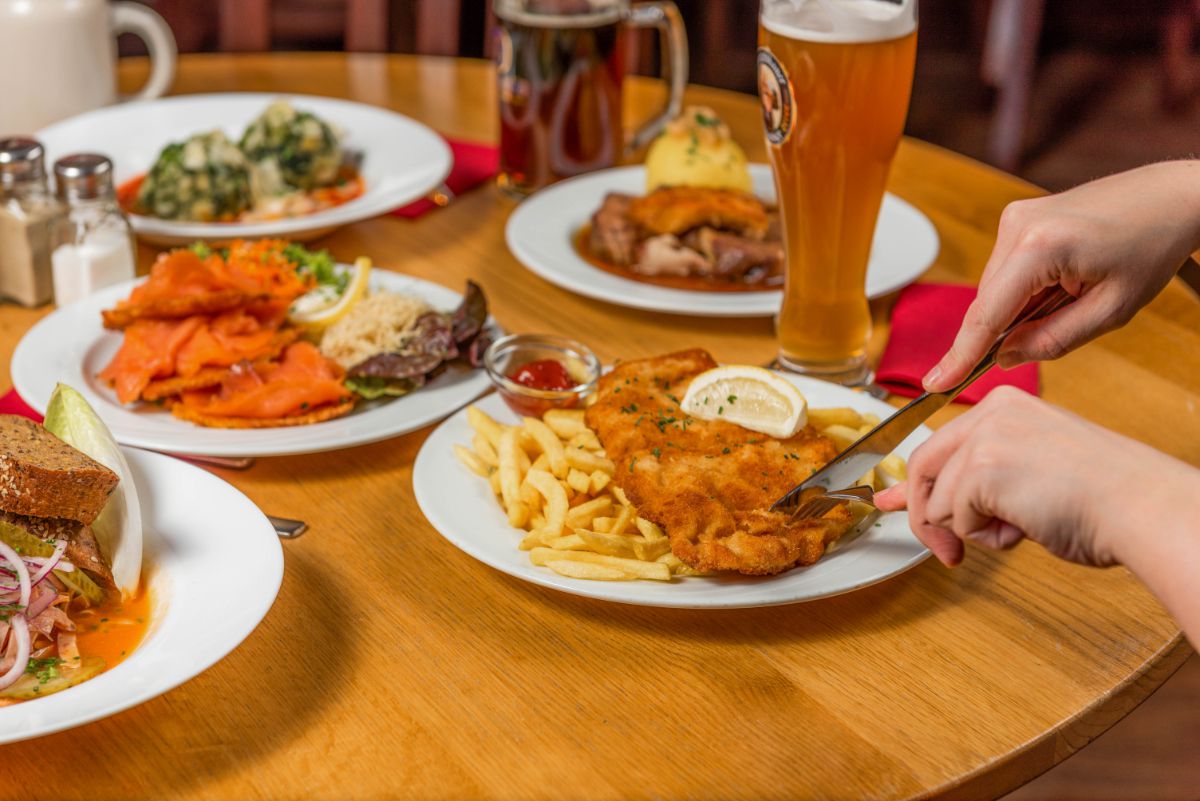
[{"xmin": 1, "ymin": 54, "xmax": 1194, "ymax": 801}]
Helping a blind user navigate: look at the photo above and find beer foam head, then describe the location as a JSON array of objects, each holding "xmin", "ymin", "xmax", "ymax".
[
  {"xmin": 495, "ymin": 0, "xmax": 621, "ymax": 26},
  {"xmin": 761, "ymin": 0, "xmax": 916, "ymax": 43}
]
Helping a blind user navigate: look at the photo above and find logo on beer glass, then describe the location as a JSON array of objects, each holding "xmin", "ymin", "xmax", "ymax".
[{"xmin": 756, "ymin": 47, "xmax": 793, "ymax": 145}]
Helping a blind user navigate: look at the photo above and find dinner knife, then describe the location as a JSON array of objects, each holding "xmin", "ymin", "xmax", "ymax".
[{"xmin": 770, "ymin": 285, "xmax": 1075, "ymax": 511}]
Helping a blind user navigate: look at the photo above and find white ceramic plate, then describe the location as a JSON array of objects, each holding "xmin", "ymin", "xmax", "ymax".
[
  {"xmin": 505, "ymin": 164, "xmax": 940, "ymax": 317},
  {"xmin": 35, "ymin": 93, "xmax": 452, "ymax": 245},
  {"xmin": 11, "ymin": 270, "xmax": 492, "ymax": 457},
  {"xmin": 0, "ymin": 447, "xmax": 282, "ymax": 744},
  {"xmin": 414, "ymin": 373, "xmax": 931, "ymax": 609}
]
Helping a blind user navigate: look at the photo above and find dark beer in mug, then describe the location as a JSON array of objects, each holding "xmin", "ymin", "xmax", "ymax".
[{"xmin": 496, "ymin": 1, "xmax": 626, "ymax": 196}]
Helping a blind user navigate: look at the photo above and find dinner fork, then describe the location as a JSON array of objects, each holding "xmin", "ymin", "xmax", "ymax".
[{"xmin": 778, "ymin": 285, "xmax": 1076, "ymax": 519}]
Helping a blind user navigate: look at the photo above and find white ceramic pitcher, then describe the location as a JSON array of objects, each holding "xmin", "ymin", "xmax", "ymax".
[{"xmin": 0, "ymin": 0, "xmax": 177, "ymax": 135}]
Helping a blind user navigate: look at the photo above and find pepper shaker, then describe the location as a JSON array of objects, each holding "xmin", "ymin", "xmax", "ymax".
[{"xmin": 0, "ymin": 138, "xmax": 64, "ymax": 307}]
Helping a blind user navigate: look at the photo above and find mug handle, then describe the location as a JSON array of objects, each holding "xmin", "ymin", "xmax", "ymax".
[
  {"xmin": 111, "ymin": 2, "xmax": 178, "ymax": 102},
  {"xmin": 624, "ymin": 1, "xmax": 689, "ymax": 152}
]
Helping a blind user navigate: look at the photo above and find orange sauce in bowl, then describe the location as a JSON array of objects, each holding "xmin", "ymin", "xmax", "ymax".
[
  {"xmin": 0, "ymin": 588, "xmax": 154, "ymax": 706},
  {"xmin": 74, "ymin": 588, "xmax": 154, "ymax": 672}
]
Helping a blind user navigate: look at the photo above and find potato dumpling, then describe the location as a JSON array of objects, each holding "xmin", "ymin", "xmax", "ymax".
[
  {"xmin": 644, "ymin": 106, "xmax": 753, "ymax": 193},
  {"xmin": 135, "ymin": 130, "xmax": 253, "ymax": 222},
  {"xmin": 239, "ymin": 100, "xmax": 342, "ymax": 193}
]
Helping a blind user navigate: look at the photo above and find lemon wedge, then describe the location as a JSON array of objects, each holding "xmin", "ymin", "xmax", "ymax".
[
  {"xmin": 680, "ymin": 365, "xmax": 808, "ymax": 438},
  {"xmin": 288, "ymin": 256, "xmax": 371, "ymax": 335}
]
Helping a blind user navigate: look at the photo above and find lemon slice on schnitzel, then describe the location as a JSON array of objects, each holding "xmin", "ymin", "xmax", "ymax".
[
  {"xmin": 288, "ymin": 256, "xmax": 371, "ymax": 335},
  {"xmin": 680, "ymin": 365, "xmax": 808, "ymax": 438}
]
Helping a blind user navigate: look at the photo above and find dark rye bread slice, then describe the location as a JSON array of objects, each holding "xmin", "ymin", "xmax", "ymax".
[{"xmin": 0, "ymin": 414, "xmax": 119, "ymax": 525}]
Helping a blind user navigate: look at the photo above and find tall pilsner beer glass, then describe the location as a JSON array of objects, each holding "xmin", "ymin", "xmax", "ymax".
[{"xmin": 758, "ymin": 0, "xmax": 917, "ymax": 384}]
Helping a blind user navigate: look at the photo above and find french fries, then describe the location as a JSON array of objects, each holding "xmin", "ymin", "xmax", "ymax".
[
  {"xmin": 457, "ymin": 405, "xmax": 699, "ymax": 581},
  {"xmin": 454, "ymin": 400, "xmax": 910, "ymax": 583}
]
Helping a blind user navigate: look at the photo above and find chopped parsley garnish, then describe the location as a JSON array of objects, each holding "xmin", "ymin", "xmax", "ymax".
[
  {"xmin": 727, "ymin": 395, "xmax": 737, "ymax": 404},
  {"xmin": 628, "ymin": 457, "xmax": 638, "ymax": 473},
  {"xmin": 665, "ymin": 393, "xmax": 681, "ymax": 405},
  {"xmin": 651, "ymin": 447, "xmax": 661, "ymax": 458},
  {"xmin": 25, "ymin": 657, "xmax": 63, "ymax": 684},
  {"xmin": 620, "ymin": 403, "xmax": 639, "ymax": 414},
  {"xmin": 722, "ymin": 447, "xmax": 731, "ymax": 454},
  {"xmin": 283, "ymin": 243, "xmax": 348, "ymax": 293}
]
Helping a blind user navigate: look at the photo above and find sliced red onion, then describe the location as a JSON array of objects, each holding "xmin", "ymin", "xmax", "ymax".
[
  {"xmin": 25, "ymin": 586, "xmax": 57, "ymax": 620},
  {"xmin": 0, "ymin": 541, "xmax": 30, "ymax": 609},
  {"xmin": 27, "ymin": 540, "xmax": 67, "ymax": 588},
  {"xmin": 0, "ymin": 615, "xmax": 30, "ymax": 691},
  {"xmin": 25, "ymin": 557, "xmax": 75, "ymax": 574}
]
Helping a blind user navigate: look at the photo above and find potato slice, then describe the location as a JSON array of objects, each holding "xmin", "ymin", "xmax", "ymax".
[
  {"xmin": 543, "ymin": 409, "xmax": 587, "ymax": 439},
  {"xmin": 544, "ymin": 560, "xmax": 629, "ymax": 581},
  {"xmin": 525, "ymin": 469, "xmax": 569, "ymax": 537},
  {"xmin": 524, "ymin": 417, "xmax": 568, "ymax": 478},
  {"xmin": 467, "ymin": 406, "xmax": 505, "ymax": 449},
  {"xmin": 565, "ymin": 496, "xmax": 613, "ymax": 528},
  {"xmin": 529, "ymin": 547, "xmax": 671, "ymax": 581},
  {"xmin": 576, "ymin": 528, "xmax": 638, "ymax": 558}
]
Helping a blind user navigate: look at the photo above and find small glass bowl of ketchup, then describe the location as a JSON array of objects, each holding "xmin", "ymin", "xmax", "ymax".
[{"xmin": 484, "ymin": 334, "xmax": 601, "ymax": 418}]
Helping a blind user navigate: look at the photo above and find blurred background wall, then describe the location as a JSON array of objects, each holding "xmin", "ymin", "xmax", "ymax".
[{"xmin": 122, "ymin": 0, "xmax": 1200, "ymax": 192}]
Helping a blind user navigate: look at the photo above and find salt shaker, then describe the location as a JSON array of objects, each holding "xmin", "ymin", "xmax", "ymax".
[
  {"xmin": 51, "ymin": 154, "xmax": 137, "ymax": 307},
  {"xmin": 0, "ymin": 138, "xmax": 64, "ymax": 307}
]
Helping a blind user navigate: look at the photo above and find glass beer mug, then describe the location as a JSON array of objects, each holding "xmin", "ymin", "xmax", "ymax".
[
  {"xmin": 758, "ymin": 0, "xmax": 918, "ymax": 385},
  {"xmin": 494, "ymin": 0, "xmax": 688, "ymax": 196}
]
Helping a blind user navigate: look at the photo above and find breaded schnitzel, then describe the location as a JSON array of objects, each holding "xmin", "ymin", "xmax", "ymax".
[{"xmin": 585, "ymin": 349, "xmax": 855, "ymax": 575}]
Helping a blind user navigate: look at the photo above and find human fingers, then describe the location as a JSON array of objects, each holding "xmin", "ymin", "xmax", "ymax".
[
  {"xmin": 923, "ymin": 248, "xmax": 1050, "ymax": 392},
  {"xmin": 874, "ymin": 482, "xmax": 908, "ymax": 511},
  {"xmin": 965, "ymin": 520, "xmax": 1025, "ymax": 551},
  {"xmin": 903, "ymin": 411, "xmax": 986, "ymax": 565},
  {"xmin": 875, "ymin": 482, "xmax": 965, "ymax": 565},
  {"xmin": 922, "ymin": 438, "xmax": 984, "ymax": 535},
  {"xmin": 995, "ymin": 287, "xmax": 1117, "ymax": 368},
  {"xmin": 920, "ymin": 525, "xmax": 967, "ymax": 567}
]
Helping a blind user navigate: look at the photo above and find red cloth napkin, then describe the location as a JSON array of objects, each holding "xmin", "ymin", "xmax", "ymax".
[
  {"xmin": 390, "ymin": 138, "xmax": 498, "ymax": 219},
  {"xmin": 0, "ymin": 389, "xmax": 42, "ymax": 422},
  {"xmin": 876, "ymin": 283, "xmax": 1039, "ymax": 404}
]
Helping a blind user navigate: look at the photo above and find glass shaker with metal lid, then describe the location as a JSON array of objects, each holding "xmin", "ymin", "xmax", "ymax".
[
  {"xmin": 0, "ymin": 138, "xmax": 64, "ymax": 307},
  {"xmin": 51, "ymin": 153, "xmax": 137, "ymax": 307}
]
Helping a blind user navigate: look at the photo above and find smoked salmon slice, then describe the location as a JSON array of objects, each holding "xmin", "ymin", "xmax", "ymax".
[
  {"xmin": 98, "ymin": 316, "xmax": 207, "ymax": 404},
  {"xmin": 172, "ymin": 342, "xmax": 354, "ymax": 427},
  {"xmin": 102, "ymin": 241, "xmax": 311, "ymax": 330}
]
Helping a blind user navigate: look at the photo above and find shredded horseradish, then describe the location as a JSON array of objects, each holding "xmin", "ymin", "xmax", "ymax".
[{"xmin": 319, "ymin": 291, "xmax": 431, "ymax": 369}]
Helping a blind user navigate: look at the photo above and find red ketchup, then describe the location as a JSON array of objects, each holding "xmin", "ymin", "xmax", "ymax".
[
  {"xmin": 502, "ymin": 359, "xmax": 579, "ymax": 416},
  {"xmin": 510, "ymin": 359, "xmax": 575, "ymax": 391}
]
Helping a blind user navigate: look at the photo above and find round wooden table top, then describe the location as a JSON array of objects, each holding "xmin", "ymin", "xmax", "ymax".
[{"xmin": 1, "ymin": 53, "xmax": 1194, "ymax": 801}]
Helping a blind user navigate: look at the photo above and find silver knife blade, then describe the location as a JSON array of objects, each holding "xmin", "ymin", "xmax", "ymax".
[
  {"xmin": 794, "ymin": 392, "xmax": 949, "ymax": 495},
  {"xmin": 771, "ymin": 284, "xmax": 1077, "ymax": 512}
]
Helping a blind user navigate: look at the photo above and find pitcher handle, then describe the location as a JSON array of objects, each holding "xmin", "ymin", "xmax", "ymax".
[
  {"xmin": 112, "ymin": 2, "xmax": 178, "ymax": 102},
  {"xmin": 625, "ymin": 1, "xmax": 689, "ymax": 152}
]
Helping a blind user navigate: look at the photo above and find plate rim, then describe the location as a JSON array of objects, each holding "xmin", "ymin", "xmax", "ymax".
[
  {"xmin": 34, "ymin": 91, "xmax": 453, "ymax": 240},
  {"xmin": 10, "ymin": 269, "xmax": 493, "ymax": 457},
  {"xmin": 0, "ymin": 447, "xmax": 282, "ymax": 744},
  {"xmin": 413, "ymin": 372, "xmax": 932, "ymax": 610},
  {"xmin": 504, "ymin": 163, "xmax": 940, "ymax": 318}
]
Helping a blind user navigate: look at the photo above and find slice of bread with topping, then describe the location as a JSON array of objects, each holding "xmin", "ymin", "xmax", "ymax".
[{"xmin": 0, "ymin": 414, "xmax": 119, "ymax": 524}]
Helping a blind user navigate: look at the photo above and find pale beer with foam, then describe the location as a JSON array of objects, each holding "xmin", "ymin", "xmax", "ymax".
[{"xmin": 758, "ymin": 0, "xmax": 917, "ymax": 383}]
